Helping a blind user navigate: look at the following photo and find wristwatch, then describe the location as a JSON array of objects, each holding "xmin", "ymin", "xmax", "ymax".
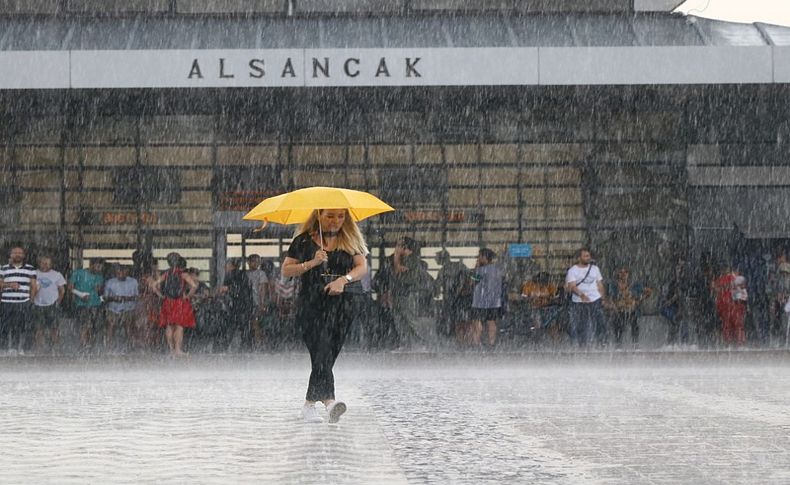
[{"xmin": 344, "ymin": 274, "xmax": 353, "ymax": 282}]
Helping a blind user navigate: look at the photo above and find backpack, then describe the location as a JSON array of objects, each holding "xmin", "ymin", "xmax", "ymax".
[{"xmin": 161, "ymin": 269, "xmax": 184, "ymax": 299}]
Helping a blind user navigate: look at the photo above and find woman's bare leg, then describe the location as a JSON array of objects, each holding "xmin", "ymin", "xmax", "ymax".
[
  {"xmin": 104, "ymin": 321, "xmax": 115, "ymax": 351},
  {"xmin": 173, "ymin": 326, "xmax": 185, "ymax": 355},
  {"xmin": 471, "ymin": 320, "xmax": 483, "ymax": 345},
  {"xmin": 486, "ymin": 320, "xmax": 497, "ymax": 346},
  {"xmin": 34, "ymin": 329, "xmax": 45, "ymax": 353},
  {"xmin": 165, "ymin": 325, "xmax": 175, "ymax": 353},
  {"xmin": 51, "ymin": 327, "xmax": 60, "ymax": 354}
]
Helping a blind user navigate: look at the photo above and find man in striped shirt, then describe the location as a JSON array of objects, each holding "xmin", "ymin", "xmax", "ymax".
[{"xmin": 0, "ymin": 246, "xmax": 38, "ymax": 355}]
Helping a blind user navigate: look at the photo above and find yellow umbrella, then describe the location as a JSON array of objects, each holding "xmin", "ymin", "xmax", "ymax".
[{"xmin": 242, "ymin": 186, "xmax": 395, "ymax": 226}]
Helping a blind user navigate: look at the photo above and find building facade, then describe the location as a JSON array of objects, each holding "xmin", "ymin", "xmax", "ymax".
[{"xmin": 1, "ymin": 1, "xmax": 789, "ymax": 291}]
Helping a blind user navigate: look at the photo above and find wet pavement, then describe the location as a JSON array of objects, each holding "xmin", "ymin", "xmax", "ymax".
[{"xmin": 0, "ymin": 351, "xmax": 788, "ymax": 484}]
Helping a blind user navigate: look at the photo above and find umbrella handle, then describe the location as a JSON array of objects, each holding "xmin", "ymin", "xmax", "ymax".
[
  {"xmin": 252, "ymin": 220, "xmax": 268, "ymax": 233},
  {"xmin": 318, "ymin": 213, "xmax": 329, "ymax": 274}
]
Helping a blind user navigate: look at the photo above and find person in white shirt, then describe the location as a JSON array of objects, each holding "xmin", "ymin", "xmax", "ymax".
[
  {"xmin": 565, "ymin": 248, "xmax": 606, "ymax": 347},
  {"xmin": 34, "ymin": 256, "xmax": 66, "ymax": 354},
  {"xmin": 104, "ymin": 265, "xmax": 139, "ymax": 353}
]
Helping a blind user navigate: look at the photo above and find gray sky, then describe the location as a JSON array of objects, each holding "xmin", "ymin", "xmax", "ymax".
[{"xmin": 675, "ymin": 0, "xmax": 790, "ymax": 27}]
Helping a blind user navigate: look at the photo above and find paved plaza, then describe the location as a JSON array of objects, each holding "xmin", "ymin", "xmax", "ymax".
[{"xmin": 0, "ymin": 351, "xmax": 788, "ymax": 484}]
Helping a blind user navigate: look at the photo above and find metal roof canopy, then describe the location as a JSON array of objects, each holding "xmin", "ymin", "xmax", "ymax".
[
  {"xmin": 1, "ymin": 13, "xmax": 789, "ymax": 51},
  {"xmin": 0, "ymin": 0, "xmax": 685, "ymax": 17},
  {"xmin": 2, "ymin": 13, "xmax": 790, "ymax": 89}
]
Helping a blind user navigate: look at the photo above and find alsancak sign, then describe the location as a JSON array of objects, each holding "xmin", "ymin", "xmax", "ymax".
[
  {"xmin": 0, "ymin": 46, "xmax": 786, "ymax": 89},
  {"xmin": 68, "ymin": 48, "xmax": 537, "ymax": 88}
]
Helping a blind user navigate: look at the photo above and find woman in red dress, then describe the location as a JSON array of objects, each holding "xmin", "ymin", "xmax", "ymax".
[
  {"xmin": 712, "ymin": 265, "xmax": 746, "ymax": 346},
  {"xmin": 151, "ymin": 253, "xmax": 198, "ymax": 356}
]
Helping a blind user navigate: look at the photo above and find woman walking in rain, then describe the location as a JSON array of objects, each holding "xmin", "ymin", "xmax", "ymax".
[
  {"xmin": 282, "ymin": 208, "xmax": 368, "ymax": 424},
  {"xmin": 151, "ymin": 253, "xmax": 198, "ymax": 356}
]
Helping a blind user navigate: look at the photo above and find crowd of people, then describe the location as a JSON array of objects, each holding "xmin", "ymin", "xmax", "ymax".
[
  {"xmin": 0, "ymin": 246, "xmax": 301, "ymax": 356},
  {"xmin": 0, "ymin": 240, "xmax": 788, "ymax": 356},
  {"xmin": 370, "ymin": 242, "xmax": 790, "ymax": 351}
]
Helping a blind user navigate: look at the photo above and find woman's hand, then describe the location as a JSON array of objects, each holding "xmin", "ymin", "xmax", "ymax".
[
  {"xmin": 324, "ymin": 277, "xmax": 347, "ymax": 296},
  {"xmin": 311, "ymin": 250, "xmax": 328, "ymax": 268}
]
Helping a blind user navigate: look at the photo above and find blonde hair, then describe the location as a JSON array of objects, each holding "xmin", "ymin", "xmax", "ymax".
[{"xmin": 296, "ymin": 209, "xmax": 369, "ymax": 256}]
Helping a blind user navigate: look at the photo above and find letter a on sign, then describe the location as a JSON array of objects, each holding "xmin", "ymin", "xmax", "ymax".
[
  {"xmin": 282, "ymin": 58, "xmax": 296, "ymax": 78},
  {"xmin": 188, "ymin": 59, "xmax": 203, "ymax": 79},
  {"xmin": 375, "ymin": 58, "xmax": 390, "ymax": 77}
]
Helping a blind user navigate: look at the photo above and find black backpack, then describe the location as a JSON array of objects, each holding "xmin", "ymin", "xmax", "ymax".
[{"xmin": 162, "ymin": 269, "xmax": 184, "ymax": 299}]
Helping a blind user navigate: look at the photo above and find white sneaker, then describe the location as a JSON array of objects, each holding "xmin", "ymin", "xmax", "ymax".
[
  {"xmin": 301, "ymin": 405, "xmax": 323, "ymax": 423},
  {"xmin": 327, "ymin": 401, "xmax": 347, "ymax": 424}
]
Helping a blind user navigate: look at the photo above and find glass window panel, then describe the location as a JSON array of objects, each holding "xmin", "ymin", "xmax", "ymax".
[
  {"xmin": 218, "ymin": 146, "xmax": 278, "ymax": 166},
  {"xmin": 146, "ymin": 147, "xmax": 212, "ymax": 167},
  {"xmin": 521, "ymin": 189, "xmax": 545, "ymax": 205},
  {"xmin": 15, "ymin": 147, "xmax": 60, "ymax": 166},
  {"xmin": 141, "ymin": 116, "xmax": 214, "ymax": 144},
  {"xmin": 481, "ymin": 144, "xmax": 519, "ymax": 163},
  {"xmin": 414, "ymin": 145, "xmax": 442, "ymax": 164},
  {"xmin": 16, "ymin": 170, "xmax": 60, "ymax": 189},
  {"xmin": 547, "ymin": 188, "xmax": 582, "ymax": 203},
  {"xmin": 485, "ymin": 207, "xmax": 518, "ymax": 221},
  {"xmin": 78, "ymin": 116, "xmax": 136, "ymax": 144},
  {"xmin": 368, "ymin": 145, "xmax": 411, "ymax": 164},
  {"xmin": 481, "ymin": 189, "xmax": 517, "ymax": 205},
  {"xmin": 481, "ymin": 167, "xmax": 519, "ymax": 185},
  {"xmin": 181, "ymin": 169, "xmax": 211, "ymax": 187},
  {"xmin": 546, "ymin": 168, "xmax": 581, "ymax": 185},
  {"xmin": 81, "ymin": 147, "xmax": 135, "ymax": 167},
  {"xmin": 448, "ymin": 167, "xmax": 479, "ymax": 185},
  {"xmin": 444, "ymin": 145, "xmax": 478, "ymax": 164},
  {"xmin": 292, "ymin": 145, "xmax": 345, "ymax": 166}
]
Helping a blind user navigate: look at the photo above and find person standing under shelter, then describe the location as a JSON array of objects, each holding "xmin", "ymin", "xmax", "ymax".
[
  {"xmin": 0, "ymin": 246, "xmax": 38, "ymax": 355},
  {"xmin": 521, "ymin": 271, "xmax": 560, "ymax": 340},
  {"xmin": 434, "ymin": 249, "xmax": 467, "ymax": 339},
  {"xmin": 712, "ymin": 264, "xmax": 747, "ymax": 346},
  {"xmin": 246, "ymin": 254, "xmax": 269, "ymax": 349},
  {"xmin": 104, "ymin": 264, "xmax": 139, "ymax": 353},
  {"xmin": 33, "ymin": 255, "xmax": 66, "ymax": 354},
  {"xmin": 391, "ymin": 237, "xmax": 423, "ymax": 348},
  {"xmin": 471, "ymin": 248, "xmax": 504, "ymax": 349},
  {"xmin": 69, "ymin": 258, "xmax": 105, "ymax": 353},
  {"xmin": 605, "ymin": 266, "xmax": 652, "ymax": 349},
  {"xmin": 218, "ymin": 258, "xmax": 254, "ymax": 352},
  {"xmin": 152, "ymin": 253, "xmax": 198, "ymax": 356},
  {"xmin": 565, "ymin": 248, "xmax": 605, "ymax": 348}
]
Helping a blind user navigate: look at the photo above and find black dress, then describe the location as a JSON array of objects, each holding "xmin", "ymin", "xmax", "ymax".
[{"xmin": 287, "ymin": 232, "xmax": 361, "ymax": 402}]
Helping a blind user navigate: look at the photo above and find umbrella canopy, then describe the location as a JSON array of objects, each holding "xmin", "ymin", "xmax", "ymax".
[{"xmin": 242, "ymin": 186, "xmax": 395, "ymax": 225}]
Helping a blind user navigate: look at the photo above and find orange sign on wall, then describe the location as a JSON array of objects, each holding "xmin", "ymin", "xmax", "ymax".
[
  {"xmin": 101, "ymin": 212, "xmax": 158, "ymax": 225},
  {"xmin": 403, "ymin": 210, "xmax": 466, "ymax": 222},
  {"xmin": 220, "ymin": 190, "xmax": 282, "ymax": 212}
]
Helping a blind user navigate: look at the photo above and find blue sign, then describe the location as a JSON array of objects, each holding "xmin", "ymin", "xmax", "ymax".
[{"xmin": 508, "ymin": 243, "xmax": 533, "ymax": 258}]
